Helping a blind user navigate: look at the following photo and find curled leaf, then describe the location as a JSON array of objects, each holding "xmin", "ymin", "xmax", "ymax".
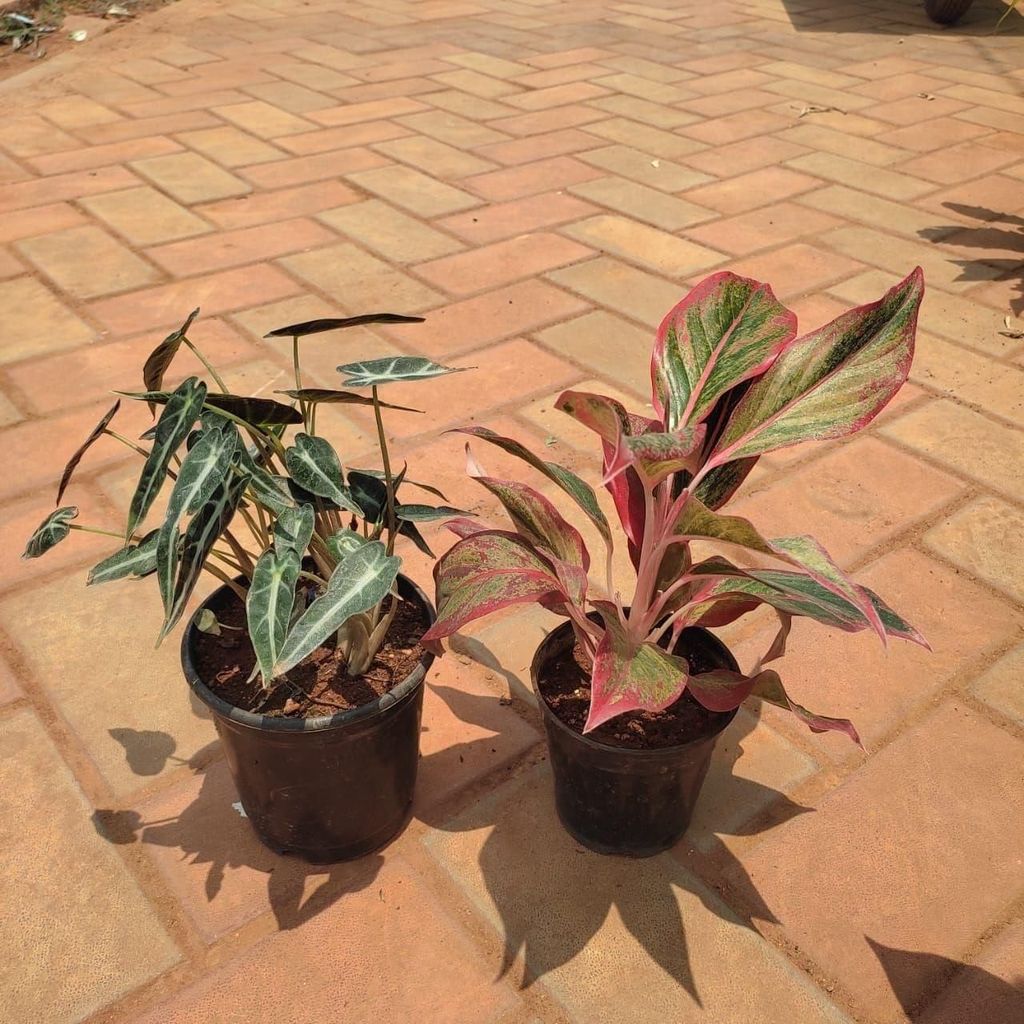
[
  {"xmin": 56, "ymin": 400, "xmax": 120, "ymax": 505},
  {"xmin": 265, "ymin": 314, "xmax": 425, "ymax": 337},
  {"xmin": 23, "ymin": 506, "xmax": 77, "ymax": 559}
]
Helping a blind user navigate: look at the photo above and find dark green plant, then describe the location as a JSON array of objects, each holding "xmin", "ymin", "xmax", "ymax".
[{"xmin": 25, "ymin": 311, "xmax": 466, "ymax": 688}]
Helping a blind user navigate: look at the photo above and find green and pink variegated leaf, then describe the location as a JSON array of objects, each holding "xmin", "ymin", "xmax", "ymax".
[
  {"xmin": 465, "ymin": 453, "xmax": 590, "ymax": 605},
  {"xmin": 703, "ymin": 268, "xmax": 924, "ymax": 470},
  {"xmin": 687, "ymin": 668, "xmax": 781, "ymax": 713},
  {"xmin": 585, "ymin": 603, "xmax": 689, "ymax": 731},
  {"xmin": 424, "ymin": 530, "xmax": 567, "ymax": 643},
  {"xmin": 554, "ymin": 390, "xmax": 660, "ymax": 447},
  {"xmin": 680, "ymin": 562, "xmax": 924, "ymax": 649},
  {"xmin": 669, "ymin": 495, "xmax": 884, "ymax": 640},
  {"xmin": 452, "ymin": 426, "xmax": 611, "ymax": 544},
  {"xmin": 749, "ymin": 670, "xmax": 861, "ymax": 746},
  {"xmin": 651, "ymin": 273, "xmax": 797, "ymax": 431},
  {"xmin": 616, "ymin": 427, "xmax": 706, "ymax": 488}
]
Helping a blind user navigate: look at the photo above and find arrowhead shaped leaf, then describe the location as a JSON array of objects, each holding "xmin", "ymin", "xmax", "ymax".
[
  {"xmin": 275, "ymin": 389, "xmax": 421, "ymax": 413},
  {"xmin": 87, "ymin": 531, "xmax": 160, "ymax": 585},
  {"xmin": 127, "ymin": 377, "xmax": 207, "ymax": 539},
  {"xmin": 422, "ymin": 530, "xmax": 566, "ymax": 643},
  {"xmin": 142, "ymin": 308, "xmax": 199, "ymax": 414},
  {"xmin": 265, "ymin": 313, "xmax": 425, "ymax": 337},
  {"xmin": 23, "ymin": 506, "xmax": 78, "ymax": 559},
  {"xmin": 705, "ymin": 268, "xmax": 923, "ymax": 469},
  {"xmin": 651, "ymin": 272, "xmax": 797, "ymax": 430},
  {"xmin": 347, "ymin": 470, "xmax": 388, "ymax": 523},
  {"xmin": 585, "ymin": 603, "xmax": 688, "ymax": 732},
  {"xmin": 273, "ymin": 503, "xmax": 315, "ymax": 558},
  {"xmin": 284, "ymin": 433, "xmax": 361, "ymax": 515},
  {"xmin": 273, "ymin": 541, "xmax": 400, "ymax": 677},
  {"xmin": 238, "ymin": 447, "xmax": 296, "ymax": 515},
  {"xmin": 336, "ymin": 356, "xmax": 465, "ymax": 388},
  {"xmin": 452, "ymin": 426, "xmax": 611, "ymax": 544},
  {"xmin": 56, "ymin": 400, "xmax": 120, "ymax": 505},
  {"xmin": 246, "ymin": 547, "xmax": 301, "ymax": 684}
]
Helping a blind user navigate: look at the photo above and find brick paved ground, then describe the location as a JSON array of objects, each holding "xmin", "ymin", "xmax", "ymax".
[{"xmin": 1, "ymin": 0, "xmax": 1023, "ymax": 1021}]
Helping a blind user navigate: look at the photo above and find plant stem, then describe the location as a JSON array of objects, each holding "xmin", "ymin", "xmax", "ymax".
[
  {"xmin": 182, "ymin": 338, "xmax": 230, "ymax": 394},
  {"xmin": 372, "ymin": 386, "xmax": 398, "ymax": 556},
  {"xmin": 201, "ymin": 562, "xmax": 247, "ymax": 601},
  {"xmin": 291, "ymin": 334, "xmax": 310, "ymax": 432},
  {"xmin": 103, "ymin": 428, "xmax": 150, "ymax": 459},
  {"xmin": 69, "ymin": 523, "xmax": 130, "ymax": 540}
]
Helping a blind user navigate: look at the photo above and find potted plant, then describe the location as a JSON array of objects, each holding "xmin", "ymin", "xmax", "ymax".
[
  {"xmin": 23, "ymin": 310, "xmax": 468, "ymax": 862},
  {"xmin": 422, "ymin": 268, "xmax": 928, "ymax": 857}
]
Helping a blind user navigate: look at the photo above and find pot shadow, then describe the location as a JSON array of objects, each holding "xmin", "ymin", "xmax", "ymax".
[
  {"xmin": 92, "ymin": 740, "xmax": 384, "ymax": 933},
  {"xmin": 416, "ymin": 669, "xmax": 811, "ymax": 1005},
  {"xmin": 868, "ymin": 936, "xmax": 1024, "ymax": 1021},
  {"xmin": 919, "ymin": 202, "xmax": 1024, "ymax": 315}
]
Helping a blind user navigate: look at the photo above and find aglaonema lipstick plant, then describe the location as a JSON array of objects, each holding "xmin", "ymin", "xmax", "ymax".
[
  {"xmin": 422, "ymin": 268, "xmax": 929, "ymax": 741},
  {"xmin": 23, "ymin": 311, "xmax": 467, "ymax": 695}
]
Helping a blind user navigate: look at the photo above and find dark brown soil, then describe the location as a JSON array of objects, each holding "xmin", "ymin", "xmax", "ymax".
[
  {"xmin": 539, "ymin": 635, "xmax": 729, "ymax": 750},
  {"xmin": 193, "ymin": 586, "xmax": 427, "ymax": 719}
]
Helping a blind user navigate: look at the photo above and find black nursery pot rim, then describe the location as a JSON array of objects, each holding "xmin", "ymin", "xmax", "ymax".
[
  {"xmin": 182, "ymin": 572, "xmax": 436, "ymax": 734},
  {"xmin": 530, "ymin": 619, "xmax": 739, "ymax": 759}
]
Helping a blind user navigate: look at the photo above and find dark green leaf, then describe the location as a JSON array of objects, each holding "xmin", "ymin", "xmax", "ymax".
[
  {"xmin": 127, "ymin": 378, "xmax": 207, "ymax": 538},
  {"xmin": 159, "ymin": 468, "xmax": 249, "ymax": 641},
  {"xmin": 23, "ymin": 506, "xmax": 77, "ymax": 559},
  {"xmin": 400, "ymin": 519, "xmax": 434, "ymax": 558},
  {"xmin": 246, "ymin": 547, "xmax": 301, "ymax": 683},
  {"xmin": 87, "ymin": 531, "xmax": 159, "ymax": 585},
  {"xmin": 347, "ymin": 470, "xmax": 387, "ymax": 523},
  {"xmin": 264, "ymin": 314, "xmax": 425, "ymax": 338},
  {"xmin": 274, "ymin": 503, "xmax": 314, "ymax": 558},
  {"xmin": 273, "ymin": 542, "xmax": 400, "ymax": 676},
  {"xmin": 275, "ymin": 389, "xmax": 422, "ymax": 413},
  {"xmin": 395, "ymin": 503, "xmax": 470, "ymax": 522},
  {"xmin": 284, "ymin": 434, "xmax": 361, "ymax": 515},
  {"xmin": 56, "ymin": 400, "xmax": 120, "ymax": 505},
  {"xmin": 118, "ymin": 389, "xmax": 303, "ymax": 426}
]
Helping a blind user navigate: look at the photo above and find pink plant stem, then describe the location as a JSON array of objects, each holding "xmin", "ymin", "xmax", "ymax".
[{"xmin": 628, "ymin": 483, "xmax": 667, "ymax": 642}]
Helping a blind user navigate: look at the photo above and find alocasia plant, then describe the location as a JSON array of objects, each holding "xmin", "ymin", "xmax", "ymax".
[
  {"xmin": 24, "ymin": 311, "xmax": 466, "ymax": 689},
  {"xmin": 423, "ymin": 269, "xmax": 928, "ymax": 742}
]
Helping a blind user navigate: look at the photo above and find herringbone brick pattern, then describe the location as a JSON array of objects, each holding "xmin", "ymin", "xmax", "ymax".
[{"xmin": 1, "ymin": 1, "xmax": 1022, "ymax": 1022}]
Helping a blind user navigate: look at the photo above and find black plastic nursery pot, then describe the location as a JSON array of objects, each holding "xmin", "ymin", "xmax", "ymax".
[
  {"xmin": 531, "ymin": 620, "xmax": 738, "ymax": 858},
  {"xmin": 182, "ymin": 574, "xmax": 435, "ymax": 864}
]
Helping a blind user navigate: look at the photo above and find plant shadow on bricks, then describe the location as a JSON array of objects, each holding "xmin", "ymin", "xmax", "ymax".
[
  {"xmin": 920, "ymin": 202, "xmax": 1024, "ymax": 316},
  {"xmin": 416, "ymin": 678, "xmax": 812, "ymax": 1004},
  {"xmin": 92, "ymin": 739, "xmax": 384, "ymax": 934},
  {"xmin": 869, "ymin": 938, "xmax": 1024, "ymax": 1022}
]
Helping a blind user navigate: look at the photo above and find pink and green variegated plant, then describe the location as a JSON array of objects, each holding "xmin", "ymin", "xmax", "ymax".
[{"xmin": 421, "ymin": 268, "xmax": 929, "ymax": 743}]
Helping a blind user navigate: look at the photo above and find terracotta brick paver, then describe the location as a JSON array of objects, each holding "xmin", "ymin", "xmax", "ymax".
[{"xmin": 1, "ymin": 1, "xmax": 1023, "ymax": 1023}]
